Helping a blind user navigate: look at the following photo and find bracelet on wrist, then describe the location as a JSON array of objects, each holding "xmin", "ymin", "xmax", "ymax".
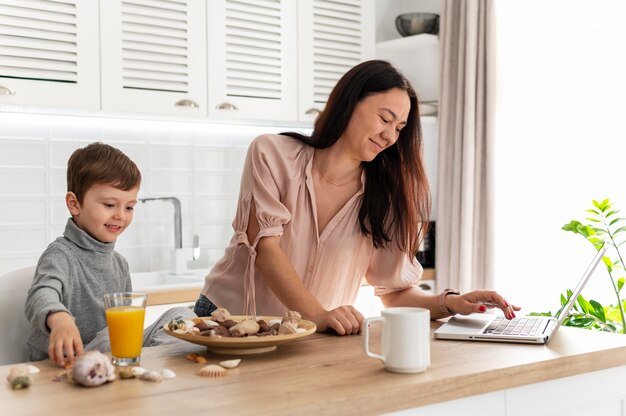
[{"xmin": 438, "ymin": 288, "xmax": 461, "ymax": 317}]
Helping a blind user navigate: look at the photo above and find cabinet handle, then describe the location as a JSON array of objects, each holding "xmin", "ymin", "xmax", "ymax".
[
  {"xmin": 0, "ymin": 85, "xmax": 16, "ymax": 95},
  {"xmin": 216, "ymin": 102, "xmax": 238, "ymax": 110},
  {"xmin": 175, "ymin": 99, "xmax": 199, "ymax": 108},
  {"xmin": 305, "ymin": 108, "xmax": 321, "ymax": 116}
]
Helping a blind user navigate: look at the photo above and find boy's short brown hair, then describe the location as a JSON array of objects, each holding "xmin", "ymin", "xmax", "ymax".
[{"xmin": 67, "ymin": 142, "xmax": 141, "ymax": 203}]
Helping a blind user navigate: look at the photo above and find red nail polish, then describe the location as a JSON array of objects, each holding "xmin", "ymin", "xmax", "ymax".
[
  {"xmin": 479, "ymin": 305, "xmax": 487, "ymax": 312},
  {"xmin": 512, "ymin": 312, "xmax": 516, "ymax": 318}
]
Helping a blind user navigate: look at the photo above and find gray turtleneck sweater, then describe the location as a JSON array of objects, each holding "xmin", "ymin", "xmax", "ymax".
[{"xmin": 25, "ymin": 218, "xmax": 132, "ymax": 361}]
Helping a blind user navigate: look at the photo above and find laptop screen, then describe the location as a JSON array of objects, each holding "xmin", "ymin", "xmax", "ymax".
[{"xmin": 556, "ymin": 245, "xmax": 607, "ymax": 325}]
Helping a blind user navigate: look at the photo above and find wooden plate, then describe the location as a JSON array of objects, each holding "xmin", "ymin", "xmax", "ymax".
[{"xmin": 164, "ymin": 316, "xmax": 317, "ymax": 355}]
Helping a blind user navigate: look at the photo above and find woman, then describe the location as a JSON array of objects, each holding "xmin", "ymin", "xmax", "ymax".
[{"xmin": 195, "ymin": 60, "xmax": 520, "ymax": 335}]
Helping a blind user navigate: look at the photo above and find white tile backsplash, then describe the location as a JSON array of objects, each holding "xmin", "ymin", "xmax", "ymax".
[
  {"xmin": 0, "ymin": 200, "xmax": 47, "ymax": 225},
  {"xmin": 0, "ymin": 141, "xmax": 46, "ymax": 167},
  {"xmin": 193, "ymin": 148, "xmax": 234, "ymax": 171},
  {"xmin": 150, "ymin": 147, "xmax": 192, "ymax": 170},
  {"xmin": 0, "ymin": 172, "xmax": 47, "ymax": 196},
  {"xmin": 0, "ymin": 113, "xmax": 301, "ymax": 277},
  {"xmin": 192, "ymin": 198, "xmax": 233, "ymax": 222},
  {"xmin": 49, "ymin": 170, "xmax": 67, "ymax": 196},
  {"xmin": 149, "ymin": 171, "xmax": 192, "ymax": 195},
  {"xmin": 193, "ymin": 172, "xmax": 235, "ymax": 196},
  {"xmin": 0, "ymin": 228, "xmax": 47, "ymax": 253}
]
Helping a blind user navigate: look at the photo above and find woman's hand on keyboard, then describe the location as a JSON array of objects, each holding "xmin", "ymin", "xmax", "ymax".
[{"xmin": 446, "ymin": 290, "xmax": 521, "ymax": 319}]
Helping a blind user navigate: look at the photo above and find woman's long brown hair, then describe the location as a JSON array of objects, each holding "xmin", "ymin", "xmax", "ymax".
[{"xmin": 282, "ymin": 60, "xmax": 431, "ymax": 256}]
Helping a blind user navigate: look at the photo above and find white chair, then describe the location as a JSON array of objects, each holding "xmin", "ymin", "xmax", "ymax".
[{"xmin": 0, "ymin": 266, "xmax": 36, "ymax": 365}]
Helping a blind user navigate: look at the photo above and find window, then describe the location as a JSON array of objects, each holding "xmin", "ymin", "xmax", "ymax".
[{"xmin": 494, "ymin": 0, "xmax": 626, "ymax": 312}]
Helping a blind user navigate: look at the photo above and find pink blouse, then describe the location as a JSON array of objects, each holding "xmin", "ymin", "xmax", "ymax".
[{"xmin": 200, "ymin": 134, "xmax": 423, "ymax": 316}]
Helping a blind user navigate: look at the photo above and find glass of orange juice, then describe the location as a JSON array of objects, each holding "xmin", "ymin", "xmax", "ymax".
[{"xmin": 103, "ymin": 292, "xmax": 147, "ymax": 366}]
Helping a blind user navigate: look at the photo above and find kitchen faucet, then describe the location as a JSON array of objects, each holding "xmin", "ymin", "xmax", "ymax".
[{"xmin": 139, "ymin": 197, "xmax": 182, "ymax": 249}]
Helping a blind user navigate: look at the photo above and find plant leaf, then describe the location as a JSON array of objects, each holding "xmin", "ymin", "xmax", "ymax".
[
  {"xmin": 590, "ymin": 299, "xmax": 606, "ymax": 322},
  {"xmin": 609, "ymin": 217, "xmax": 626, "ymax": 226},
  {"xmin": 592, "ymin": 199, "xmax": 602, "ymax": 210},
  {"xmin": 586, "ymin": 218, "xmax": 601, "ymax": 223},
  {"xmin": 586, "ymin": 209, "xmax": 600, "ymax": 215},
  {"xmin": 619, "ymin": 278, "xmax": 625, "ymax": 293},
  {"xmin": 566, "ymin": 316, "xmax": 595, "ymax": 328},
  {"xmin": 605, "ymin": 307, "xmax": 622, "ymax": 323},
  {"xmin": 614, "ymin": 226, "xmax": 626, "ymax": 234},
  {"xmin": 577, "ymin": 294, "xmax": 593, "ymax": 315},
  {"xmin": 562, "ymin": 220, "xmax": 583, "ymax": 233},
  {"xmin": 606, "ymin": 210, "xmax": 619, "ymax": 218},
  {"xmin": 600, "ymin": 198, "xmax": 611, "ymax": 211}
]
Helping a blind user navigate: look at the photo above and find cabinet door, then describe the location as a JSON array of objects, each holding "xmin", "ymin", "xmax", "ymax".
[
  {"xmin": 297, "ymin": 0, "xmax": 375, "ymax": 123},
  {"xmin": 0, "ymin": 0, "xmax": 99, "ymax": 109},
  {"xmin": 100, "ymin": 0, "xmax": 207, "ymax": 116},
  {"xmin": 207, "ymin": 0, "xmax": 297, "ymax": 122}
]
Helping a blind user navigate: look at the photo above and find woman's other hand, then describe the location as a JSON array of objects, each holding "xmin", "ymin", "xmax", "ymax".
[
  {"xmin": 313, "ymin": 305, "xmax": 364, "ymax": 335},
  {"xmin": 446, "ymin": 291, "xmax": 521, "ymax": 320}
]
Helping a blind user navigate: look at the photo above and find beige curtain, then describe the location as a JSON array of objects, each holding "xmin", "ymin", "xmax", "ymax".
[{"xmin": 436, "ymin": 0, "xmax": 496, "ymax": 293}]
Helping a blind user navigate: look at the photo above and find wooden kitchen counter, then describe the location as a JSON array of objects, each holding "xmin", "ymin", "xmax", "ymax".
[{"xmin": 3, "ymin": 323, "xmax": 626, "ymax": 415}]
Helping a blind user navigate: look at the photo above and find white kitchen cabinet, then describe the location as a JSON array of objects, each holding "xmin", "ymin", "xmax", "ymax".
[
  {"xmin": 0, "ymin": 0, "xmax": 99, "ymax": 110},
  {"xmin": 100, "ymin": 0, "xmax": 207, "ymax": 116},
  {"xmin": 376, "ymin": 34, "xmax": 439, "ymax": 103},
  {"xmin": 297, "ymin": 0, "xmax": 375, "ymax": 123},
  {"xmin": 207, "ymin": 0, "xmax": 298, "ymax": 122},
  {"xmin": 374, "ymin": 0, "xmax": 440, "ymax": 104}
]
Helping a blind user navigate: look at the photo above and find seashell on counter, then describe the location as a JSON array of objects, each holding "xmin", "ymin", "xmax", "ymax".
[
  {"xmin": 160, "ymin": 369, "xmax": 176, "ymax": 379},
  {"xmin": 138, "ymin": 370, "xmax": 163, "ymax": 382},
  {"xmin": 218, "ymin": 359, "xmax": 241, "ymax": 369},
  {"xmin": 196, "ymin": 364, "xmax": 227, "ymax": 378},
  {"xmin": 71, "ymin": 351, "xmax": 116, "ymax": 387},
  {"xmin": 7, "ymin": 365, "xmax": 32, "ymax": 390},
  {"xmin": 131, "ymin": 366, "xmax": 148, "ymax": 377}
]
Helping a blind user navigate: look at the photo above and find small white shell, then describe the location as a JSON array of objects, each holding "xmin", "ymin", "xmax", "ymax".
[
  {"xmin": 131, "ymin": 367, "xmax": 148, "ymax": 376},
  {"xmin": 202, "ymin": 319, "xmax": 219, "ymax": 328},
  {"xmin": 139, "ymin": 370, "xmax": 163, "ymax": 382},
  {"xmin": 295, "ymin": 328, "xmax": 307, "ymax": 333},
  {"xmin": 268, "ymin": 319, "xmax": 281, "ymax": 326},
  {"xmin": 25, "ymin": 365, "xmax": 40, "ymax": 374},
  {"xmin": 196, "ymin": 364, "xmax": 227, "ymax": 378},
  {"xmin": 218, "ymin": 359, "xmax": 241, "ymax": 369},
  {"xmin": 160, "ymin": 369, "xmax": 176, "ymax": 379}
]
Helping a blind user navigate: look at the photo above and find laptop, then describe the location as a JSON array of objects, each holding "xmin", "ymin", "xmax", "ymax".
[{"xmin": 434, "ymin": 246, "xmax": 607, "ymax": 344}]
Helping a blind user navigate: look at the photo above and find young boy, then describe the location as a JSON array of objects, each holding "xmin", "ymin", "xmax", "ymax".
[{"xmin": 25, "ymin": 142, "xmax": 193, "ymax": 366}]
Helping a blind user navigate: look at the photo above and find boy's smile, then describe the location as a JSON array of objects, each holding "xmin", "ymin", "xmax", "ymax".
[{"xmin": 67, "ymin": 183, "xmax": 139, "ymax": 243}]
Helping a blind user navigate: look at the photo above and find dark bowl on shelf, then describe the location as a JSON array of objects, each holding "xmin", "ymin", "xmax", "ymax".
[{"xmin": 395, "ymin": 12, "xmax": 439, "ymax": 37}]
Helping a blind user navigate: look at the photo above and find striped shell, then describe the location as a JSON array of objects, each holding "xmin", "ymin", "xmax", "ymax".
[{"xmin": 196, "ymin": 364, "xmax": 227, "ymax": 378}]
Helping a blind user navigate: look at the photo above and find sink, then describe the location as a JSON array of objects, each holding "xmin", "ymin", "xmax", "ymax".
[{"xmin": 131, "ymin": 270, "xmax": 206, "ymax": 292}]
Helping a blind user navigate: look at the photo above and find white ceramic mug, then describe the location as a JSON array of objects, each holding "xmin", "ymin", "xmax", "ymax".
[{"xmin": 363, "ymin": 307, "xmax": 430, "ymax": 373}]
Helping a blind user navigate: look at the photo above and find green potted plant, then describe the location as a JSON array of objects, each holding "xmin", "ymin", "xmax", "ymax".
[{"xmin": 532, "ymin": 199, "xmax": 626, "ymax": 333}]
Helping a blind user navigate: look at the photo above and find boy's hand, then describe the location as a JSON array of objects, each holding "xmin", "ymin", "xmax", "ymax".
[{"xmin": 46, "ymin": 311, "xmax": 84, "ymax": 367}]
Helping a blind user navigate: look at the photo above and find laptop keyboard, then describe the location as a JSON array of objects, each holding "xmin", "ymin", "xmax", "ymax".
[{"xmin": 483, "ymin": 316, "xmax": 545, "ymax": 336}]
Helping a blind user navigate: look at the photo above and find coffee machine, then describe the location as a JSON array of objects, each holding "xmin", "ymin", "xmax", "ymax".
[{"xmin": 416, "ymin": 221, "xmax": 435, "ymax": 268}]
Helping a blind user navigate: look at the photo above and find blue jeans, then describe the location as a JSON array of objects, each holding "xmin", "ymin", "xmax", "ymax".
[{"xmin": 194, "ymin": 293, "xmax": 218, "ymax": 317}]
